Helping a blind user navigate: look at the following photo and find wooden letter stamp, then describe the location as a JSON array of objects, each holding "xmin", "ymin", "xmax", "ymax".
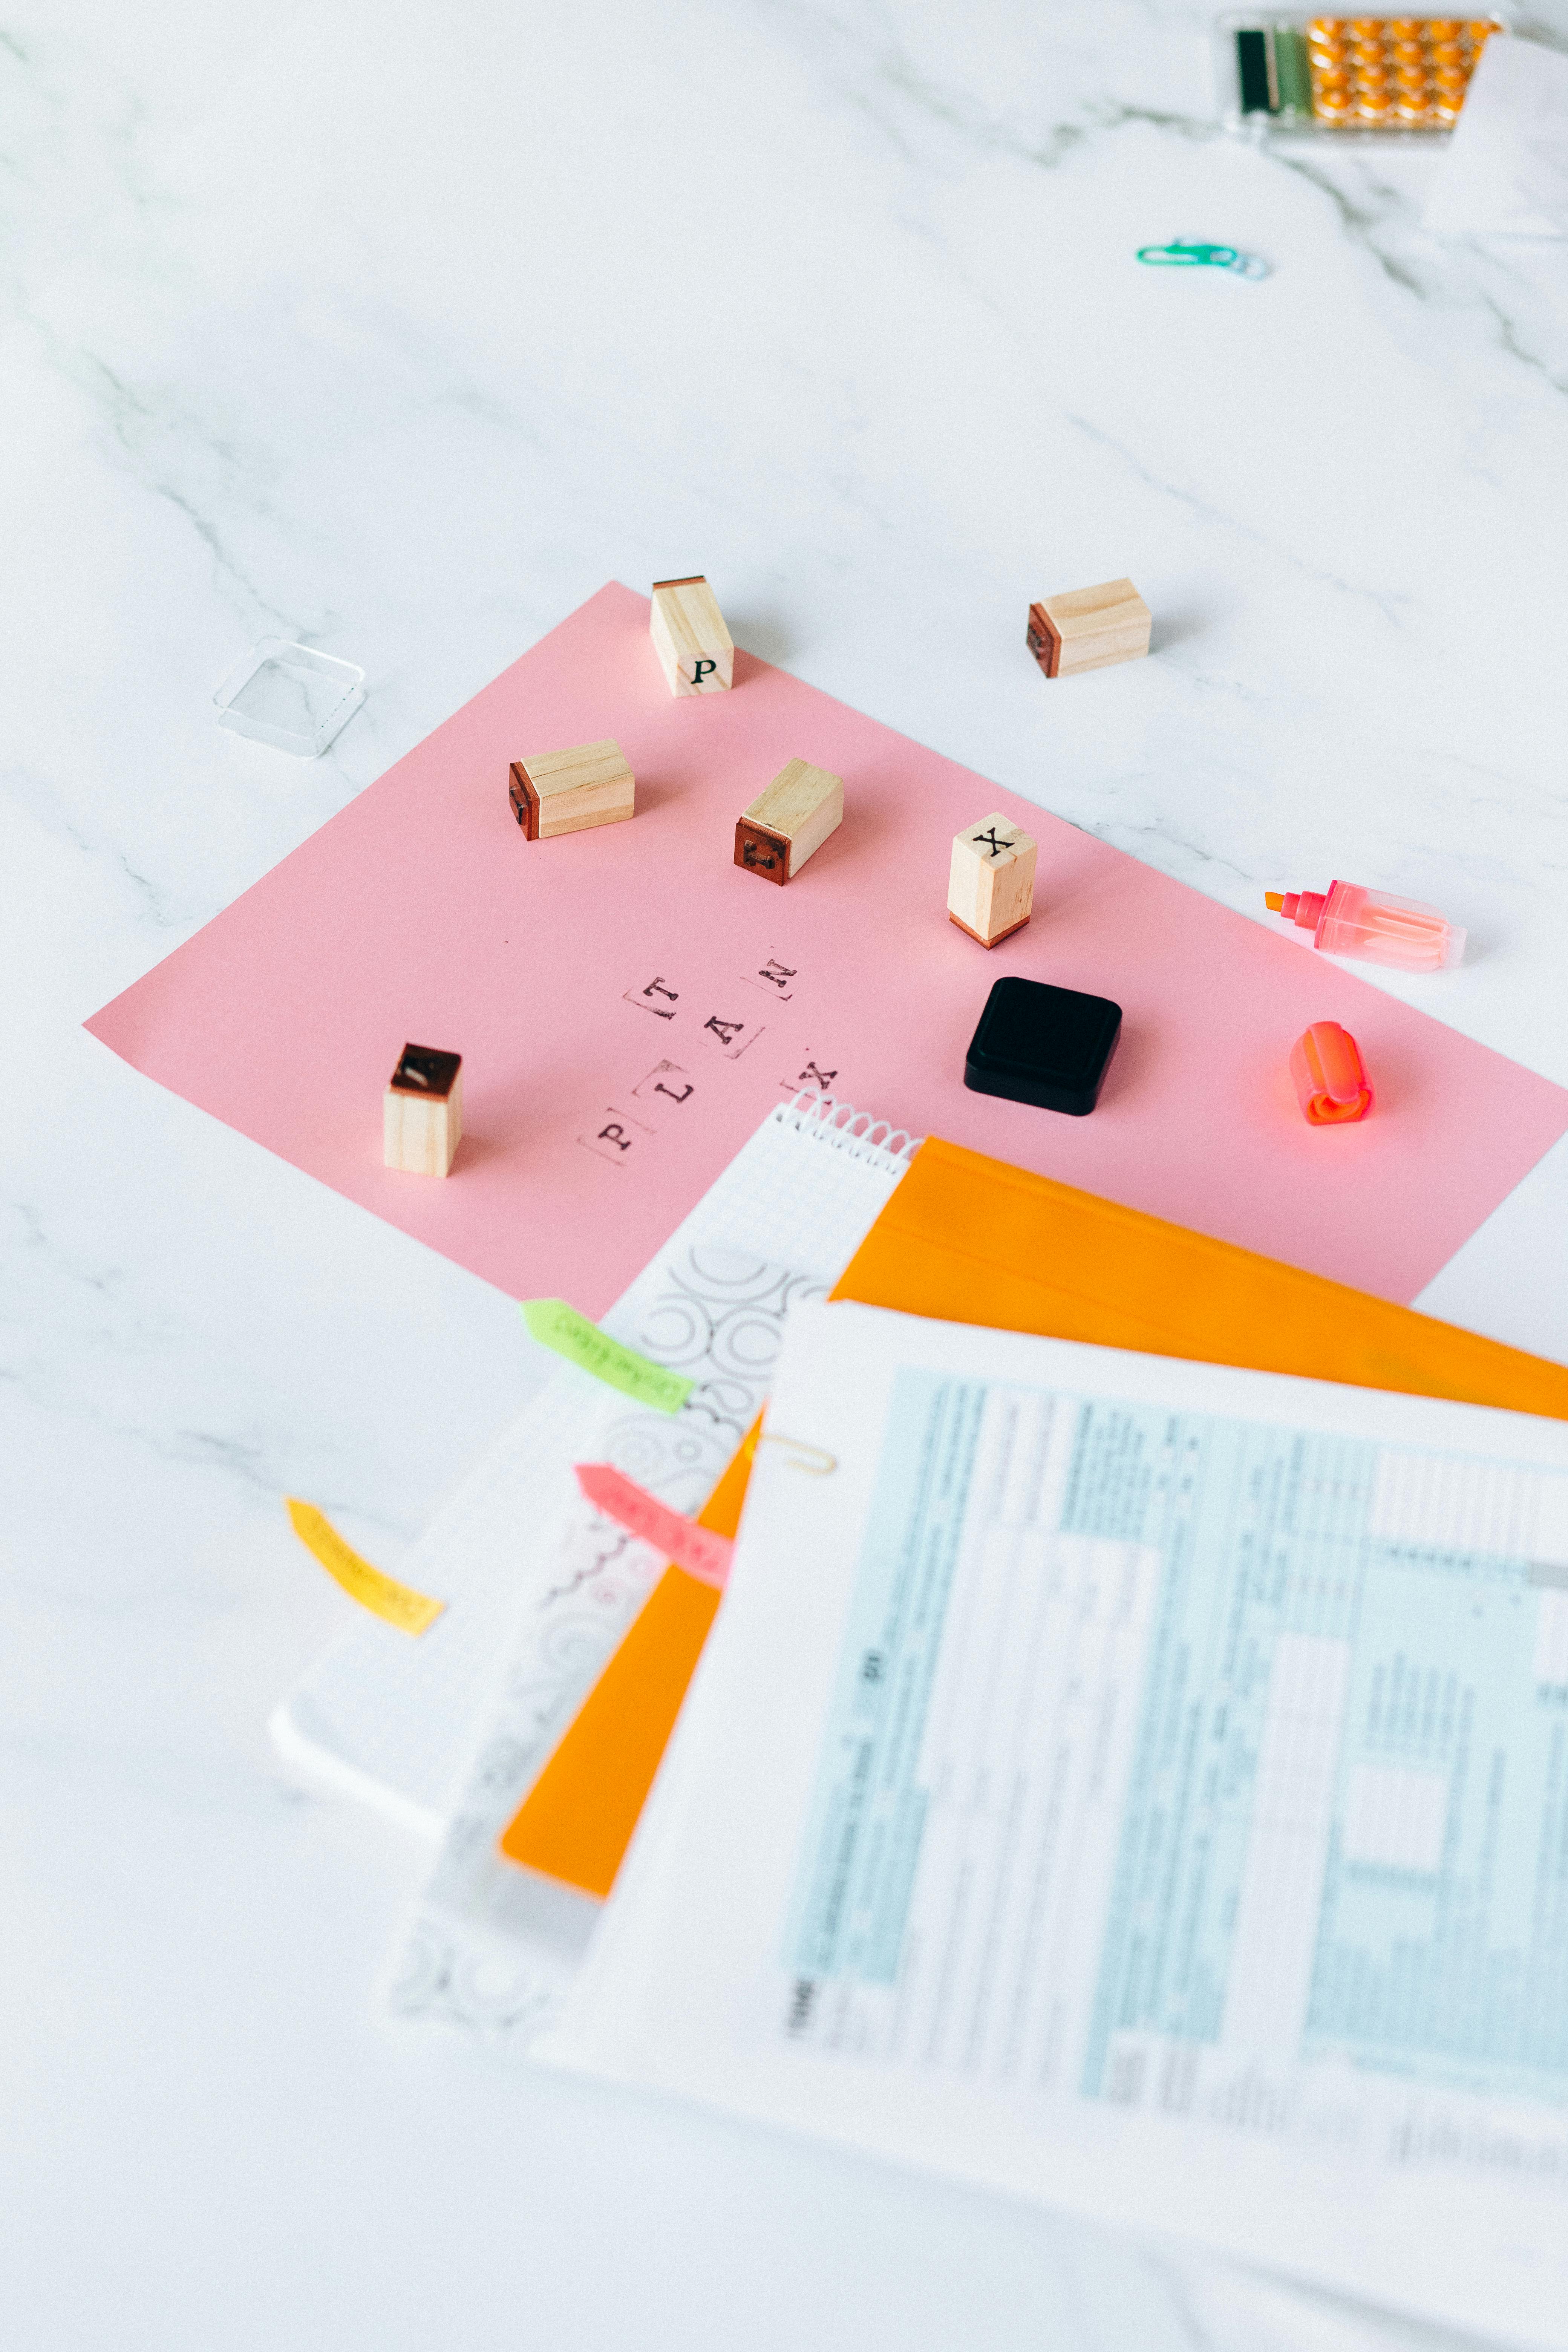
[
  {"xmin": 650, "ymin": 576, "xmax": 734, "ymax": 697},
  {"xmin": 384, "ymin": 1043, "xmax": 463, "ymax": 1176},
  {"xmin": 507, "ymin": 741, "xmax": 635, "ymax": 839},
  {"xmin": 948, "ymin": 813, "xmax": 1037, "ymax": 947},
  {"xmin": 733, "ymin": 759, "xmax": 843, "ymax": 885},
  {"xmin": 1027, "ymin": 580, "xmax": 1151, "ymax": 679}
]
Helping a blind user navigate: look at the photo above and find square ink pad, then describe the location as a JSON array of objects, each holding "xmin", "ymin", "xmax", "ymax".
[{"xmin": 964, "ymin": 976, "xmax": 1122, "ymax": 1116}]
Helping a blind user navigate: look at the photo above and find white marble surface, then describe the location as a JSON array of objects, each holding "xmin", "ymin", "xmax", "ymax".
[{"xmin": 6, "ymin": 4, "xmax": 1568, "ymax": 2346}]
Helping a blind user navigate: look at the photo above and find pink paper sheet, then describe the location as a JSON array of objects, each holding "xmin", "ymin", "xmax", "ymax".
[{"xmin": 88, "ymin": 584, "xmax": 1568, "ymax": 1315}]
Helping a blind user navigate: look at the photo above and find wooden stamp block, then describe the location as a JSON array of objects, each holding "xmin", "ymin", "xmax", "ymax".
[
  {"xmin": 507, "ymin": 741, "xmax": 635, "ymax": 839},
  {"xmin": 948, "ymin": 812, "xmax": 1037, "ymax": 947},
  {"xmin": 733, "ymin": 759, "xmax": 843, "ymax": 885},
  {"xmin": 384, "ymin": 1043, "xmax": 462, "ymax": 1176},
  {"xmin": 1026, "ymin": 579, "xmax": 1151, "ymax": 679},
  {"xmin": 650, "ymin": 576, "xmax": 733, "ymax": 697}
]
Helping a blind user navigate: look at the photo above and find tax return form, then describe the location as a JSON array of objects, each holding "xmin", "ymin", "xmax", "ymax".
[{"xmin": 544, "ymin": 1301, "xmax": 1568, "ymax": 2350}]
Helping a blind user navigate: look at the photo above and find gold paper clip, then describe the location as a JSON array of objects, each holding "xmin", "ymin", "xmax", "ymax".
[{"xmin": 758, "ymin": 1433, "xmax": 838, "ymax": 1476}]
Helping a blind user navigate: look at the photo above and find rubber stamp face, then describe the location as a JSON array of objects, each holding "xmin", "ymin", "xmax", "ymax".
[
  {"xmin": 734, "ymin": 821, "xmax": 790, "ymax": 884},
  {"xmin": 1026, "ymin": 603, "xmax": 1062, "ymax": 679},
  {"xmin": 390, "ymin": 1043, "xmax": 462, "ymax": 1098},
  {"xmin": 508, "ymin": 763, "xmax": 539, "ymax": 837}
]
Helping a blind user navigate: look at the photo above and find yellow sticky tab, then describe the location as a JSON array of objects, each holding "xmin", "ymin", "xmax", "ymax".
[
  {"xmin": 521, "ymin": 1298, "xmax": 693, "ymax": 1413},
  {"xmin": 285, "ymin": 1499, "xmax": 445, "ymax": 1636}
]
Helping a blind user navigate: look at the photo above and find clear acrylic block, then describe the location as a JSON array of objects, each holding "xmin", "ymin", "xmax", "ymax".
[{"xmin": 213, "ymin": 638, "xmax": 365, "ymax": 757}]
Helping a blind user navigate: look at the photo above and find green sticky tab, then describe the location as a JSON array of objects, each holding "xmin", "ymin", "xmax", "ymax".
[{"xmin": 521, "ymin": 1299, "xmax": 693, "ymax": 1414}]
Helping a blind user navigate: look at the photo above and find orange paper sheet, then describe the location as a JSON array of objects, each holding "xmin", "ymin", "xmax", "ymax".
[
  {"xmin": 500, "ymin": 1138, "xmax": 1568, "ymax": 1896},
  {"xmin": 498, "ymin": 1427, "xmax": 758, "ymax": 1896}
]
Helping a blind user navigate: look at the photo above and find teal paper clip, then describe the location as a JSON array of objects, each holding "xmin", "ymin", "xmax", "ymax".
[{"xmin": 1137, "ymin": 240, "xmax": 1269, "ymax": 280}]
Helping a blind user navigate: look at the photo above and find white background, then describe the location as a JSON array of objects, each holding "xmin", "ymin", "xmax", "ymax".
[{"xmin": 5, "ymin": 5, "xmax": 1568, "ymax": 2347}]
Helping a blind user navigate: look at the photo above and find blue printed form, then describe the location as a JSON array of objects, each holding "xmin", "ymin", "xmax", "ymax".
[{"xmin": 784, "ymin": 1369, "xmax": 1568, "ymax": 2115}]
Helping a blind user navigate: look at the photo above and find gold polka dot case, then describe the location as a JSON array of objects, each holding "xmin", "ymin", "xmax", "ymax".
[{"xmin": 1220, "ymin": 14, "xmax": 1505, "ymax": 132}]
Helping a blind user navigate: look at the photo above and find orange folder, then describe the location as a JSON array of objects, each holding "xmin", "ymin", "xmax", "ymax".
[
  {"xmin": 498, "ymin": 1430, "xmax": 755, "ymax": 1897},
  {"xmin": 500, "ymin": 1136, "xmax": 1568, "ymax": 1897}
]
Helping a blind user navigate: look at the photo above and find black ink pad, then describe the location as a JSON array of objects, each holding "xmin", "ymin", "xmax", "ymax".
[{"xmin": 963, "ymin": 977, "xmax": 1121, "ymax": 1118}]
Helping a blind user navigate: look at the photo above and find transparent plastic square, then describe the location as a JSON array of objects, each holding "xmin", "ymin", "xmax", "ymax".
[{"xmin": 213, "ymin": 638, "xmax": 365, "ymax": 758}]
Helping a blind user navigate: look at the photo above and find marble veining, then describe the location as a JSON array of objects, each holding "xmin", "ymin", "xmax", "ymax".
[{"xmin": 5, "ymin": 2, "xmax": 1568, "ymax": 2347}]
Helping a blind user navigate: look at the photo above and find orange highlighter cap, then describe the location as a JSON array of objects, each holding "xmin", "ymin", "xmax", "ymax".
[{"xmin": 1290, "ymin": 1021, "xmax": 1373, "ymax": 1125}]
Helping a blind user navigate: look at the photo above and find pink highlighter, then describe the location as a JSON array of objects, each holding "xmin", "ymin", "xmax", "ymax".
[
  {"xmin": 1265, "ymin": 880, "xmax": 1464, "ymax": 972},
  {"xmin": 1290, "ymin": 1021, "xmax": 1373, "ymax": 1125}
]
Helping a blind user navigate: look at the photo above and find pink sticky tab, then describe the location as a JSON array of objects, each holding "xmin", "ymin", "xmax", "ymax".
[
  {"xmin": 1291, "ymin": 1023, "xmax": 1374, "ymax": 1126},
  {"xmin": 574, "ymin": 1462, "xmax": 733, "ymax": 1588}
]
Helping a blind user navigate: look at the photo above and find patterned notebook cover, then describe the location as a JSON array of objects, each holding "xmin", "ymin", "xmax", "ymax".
[{"xmin": 270, "ymin": 1095, "xmax": 915, "ymax": 1838}]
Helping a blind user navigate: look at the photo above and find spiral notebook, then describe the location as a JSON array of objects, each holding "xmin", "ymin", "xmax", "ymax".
[{"xmin": 270, "ymin": 1094, "xmax": 918, "ymax": 1836}]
